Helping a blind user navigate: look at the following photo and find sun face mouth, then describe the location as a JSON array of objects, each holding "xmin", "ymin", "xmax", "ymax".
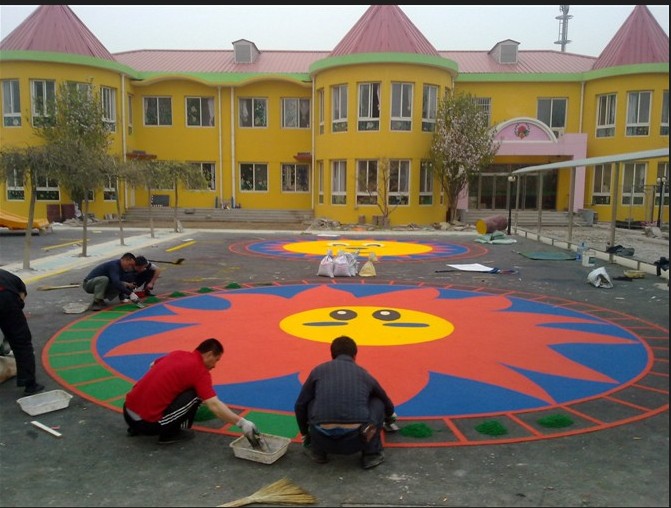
[{"xmin": 280, "ymin": 305, "xmax": 454, "ymax": 345}]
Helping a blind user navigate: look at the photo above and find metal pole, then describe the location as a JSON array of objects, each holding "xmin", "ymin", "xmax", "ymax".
[
  {"xmin": 657, "ymin": 177, "xmax": 667, "ymax": 227},
  {"xmin": 507, "ymin": 175, "xmax": 515, "ymax": 235}
]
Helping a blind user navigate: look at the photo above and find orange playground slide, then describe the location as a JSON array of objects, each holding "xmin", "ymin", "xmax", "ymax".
[{"xmin": 0, "ymin": 210, "xmax": 50, "ymax": 230}]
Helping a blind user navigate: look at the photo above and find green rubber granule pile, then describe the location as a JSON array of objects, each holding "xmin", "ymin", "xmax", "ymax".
[
  {"xmin": 537, "ymin": 414, "xmax": 574, "ymax": 428},
  {"xmin": 475, "ymin": 420, "xmax": 508, "ymax": 436},
  {"xmin": 399, "ymin": 423, "xmax": 433, "ymax": 438}
]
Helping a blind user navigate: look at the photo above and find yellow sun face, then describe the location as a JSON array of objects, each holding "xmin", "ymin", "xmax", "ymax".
[
  {"xmin": 282, "ymin": 239, "xmax": 433, "ymax": 258},
  {"xmin": 280, "ymin": 305, "xmax": 454, "ymax": 345}
]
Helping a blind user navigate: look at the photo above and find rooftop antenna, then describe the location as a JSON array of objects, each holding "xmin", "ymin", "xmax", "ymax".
[{"xmin": 554, "ymin": 5, "xmax": 572, "ymax": 52}]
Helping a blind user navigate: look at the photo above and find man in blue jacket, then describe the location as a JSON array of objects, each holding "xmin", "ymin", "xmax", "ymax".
[{"xmin": 83, "ymin": 252, "xmax": 137, "ymax": 311}]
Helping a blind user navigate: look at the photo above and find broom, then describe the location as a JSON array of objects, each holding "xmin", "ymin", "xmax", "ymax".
[{"xmin": 218, "ymin": 477, "xmax": 316, "ymax": 507}]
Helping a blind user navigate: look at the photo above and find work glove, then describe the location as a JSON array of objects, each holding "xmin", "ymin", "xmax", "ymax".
[
  {"xmin": 237, "ymin": 417, "xmax": 258, "ymax": 439},
  {"xmin": 383, "ymin": 412, "xmax": 399, "ymax": 432},
  {"xmin": 146, "ymin": 283, "xmax": 154, "ymax": 291},
  {"xmin": 129, "ymin": 292, "xmax": 139, "ymax": 303},
  {"xmin": 301, "ymin": 433, "xmax": 311, "ymax": 448}
]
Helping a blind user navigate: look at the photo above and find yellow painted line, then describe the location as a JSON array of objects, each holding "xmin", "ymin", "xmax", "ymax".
[
  {"xmin": 23, "ymin": 267, "xmax": 71, "ymax": 285},
  {"xmin": 166, "ymin": 240, "xmax": 196, "ymax": 252},
  {"xmin": 43, "ymin": 240, "xmax": 82, "ymax": 251}
]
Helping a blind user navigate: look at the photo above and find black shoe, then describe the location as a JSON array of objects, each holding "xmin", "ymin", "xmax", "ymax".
[
  {"xmin": 303, "ymin": 446, "xmax": 328, "ymax": 464},
  {"xmin": 158, "ymin": 429, "xmax": 195, "ymax": 445},
  {"xmin": 127, "ymin": 427, "xmax": 140, "ymax": 437},
  {"xmin": 362, "ymin": 452, "xmax": 384, "ymax": 469},
  {"xmin": 24, "ymin": 383, "xmax": 45, "ymax": 395},
  {"xmin": 90, "ymin": 299, "xmax": 106, "ymax": 311}
]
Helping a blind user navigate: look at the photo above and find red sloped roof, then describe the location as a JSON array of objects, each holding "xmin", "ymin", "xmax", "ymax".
[
  {"xmin": 0, "ymin": 5, "xmax": 115, "ymax": 61},
  {"xmin": 330, "ymin": 5, "xmax": 439, "ymax": 57},
  {"xmin": 593, "ymin": 5, "xmax": 669, "ymax": 70}
]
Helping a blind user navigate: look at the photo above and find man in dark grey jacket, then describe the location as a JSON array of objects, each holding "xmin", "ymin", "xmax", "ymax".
[
  {"xmin": 295, "ymin": 335, "xmax": 395, "ymax": 469},
  {"xmin": 82, "ymin": 252, "xmax": 137, "ymax": 310}
]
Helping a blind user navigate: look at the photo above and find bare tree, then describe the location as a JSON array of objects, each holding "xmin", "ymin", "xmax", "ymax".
[{"xmin": 356, "ymin": 158, "xmax": 399, "ymax": 228}]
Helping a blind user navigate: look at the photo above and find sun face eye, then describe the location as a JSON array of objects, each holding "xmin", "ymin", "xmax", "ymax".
[
  {"xmin": 372, "ymin": 309, "xmax": 401, "ymax": 321},
  {"xmin": 330, "ymin": 309, "xmax": 357, "ymax": 321}
]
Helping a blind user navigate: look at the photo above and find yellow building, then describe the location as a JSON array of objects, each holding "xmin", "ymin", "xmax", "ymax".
[{"xmin": 0, "ymin": 5, "xmax": 668, "ymax": 226}]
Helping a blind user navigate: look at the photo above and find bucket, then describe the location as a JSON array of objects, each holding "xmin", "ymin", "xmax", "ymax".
[{"xmin": 581, "ymin": 249, "xmax": 595, "ymax": 267}]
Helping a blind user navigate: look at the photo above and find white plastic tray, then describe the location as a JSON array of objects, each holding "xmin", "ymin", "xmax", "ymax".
[
  {"xmin": 17, "ymin": 389, "xmax": 73, "ymax": 416},
  {"xmin": 229, "ymin": 433, "xmax": 290, "ymax": 464}
]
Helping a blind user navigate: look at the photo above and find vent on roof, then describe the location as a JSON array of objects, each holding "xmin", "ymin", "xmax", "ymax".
[
  {"xmin": 233, "ymin": 39, "xmax": 259, "ymax": 64},
  {"xmin": 489, "ymin": 40, "xmax": 519, "ymax": 65}
]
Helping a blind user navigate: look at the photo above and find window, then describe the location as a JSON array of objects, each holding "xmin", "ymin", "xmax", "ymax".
[
  {"xmin": 127, "ymin": 94, "xmax": 133, "ymax": 135},
  {"xmin": 2, "ymin": 79, "xmax": 21, "ymax": 127},
  {"xmin": 622, "ymin": 162, "xmax": 646, "ymax": 205},
  {"xmin": 660, "ymin": 90, "xmax": 668, "ymax": 136},
  {"xmin": 388, "ymin": 160, "xmax": 410, "ymax": 205},
  {"xmin": 186, "ymin": 97, "xmax": 215, "ymax": 127},
  {"xmin": 537, "ymin": 98, "xmax": 567, "ymax": 137},
  {"xmin": 101, "ymin": 86, "xmax": 116, "ymax": 132},
  {"xmin": 239, "ymin": 163, "xmax": 267, "ymax": 191},
  {"xmin": 596, "ymin": 93, "xmax": 616, "ymax": 137},
  {"xmin": 31, "ymin": 79, "xmax": 56, "ymax": 127},
  {"xmin": 331, "ymin": 160, "xmax": 347, "ymax": 205},
  {"xmin": 281, "ymin": 163, "xmax": 310, "ymax": 192},
  {"xmin": 187, "ymin": 162, "xmax": 215, "ymax": 191},
  {"xmin": 626, "ymin": 91, "xmax": 651, "ymax": 136},
  {"xmin": 103, "ymin": 176, "xmax": 117, "ymax": 201},
  {"xmin": 332, "ymin": 85, "xmax": 348, "ymax": 132},
  {"xmin": 6, "ymin": 169, "xmax": 24, "ymax": 200},
  {"xmin": 419, "ymin": 160, "xmax": 434, "ymax": 205},
  {"xmin": 357, "ymin": 160, "xmax": 378, "ymax": 205},
  {"xmin": 67, "ymin": 81, "xmax": 91, "ymax": 95},
  {"xmin": 473, "ymin": 97, "xmax": 492, "ymax": 126},
  {"xmin": 239, "ymin": 98, "xmax": 267, "ymax": 128},
  {"xmin": 282, "ymin": 98, "xmax": 310, "ymax": 128},
  {"xmin": 35, "ymin": 174, "xmax": 59, "ymax": 201},
  {"xmin": 591, "ymin": 163, "xmax": 612, "ymax": 205},
  {"xmin": 318, "ymin": 161, "xmax": 324, "ymax": 204},
  {"xmin": 657, "ymin": 162, "xmax": 669, "ymax": 207},
  {"xmin": 391, "ymin": 83, "xmax": 412, "ymax": 131},
  {"xmin": 144, "ymin": 96, "xmax": 172, "ymax": 126},
  {"xmin": 358, "ymin": 83, "xmax": 380, "ymax": 131},
  {"xmin": 422, "ymin": 85, "xmax": 438, "ymax": 132},
  {"xmin": 318, "ymin": 89, "xmax": 324, "ymax": 135}
]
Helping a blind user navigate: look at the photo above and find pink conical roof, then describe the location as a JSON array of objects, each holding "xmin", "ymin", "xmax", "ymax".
[
  {"xmin": 593, "ymin": 5, "xmax": 669, "ymax": 70},
  {"xmin": 331, "ymin": 5, "xmax": 439, "ymax": 57},
  {"xmin": 0, "ymin": 5, "xmax": 115, "ymax": 61}
]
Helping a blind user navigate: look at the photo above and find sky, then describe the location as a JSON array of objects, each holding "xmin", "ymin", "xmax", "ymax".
[{"xmin": 1, "ymin": 5, "xmax": 669, "ymax": 57}]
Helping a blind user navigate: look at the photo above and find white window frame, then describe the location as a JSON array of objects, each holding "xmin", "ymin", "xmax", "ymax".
[
  {"xmin": 661, "ymin": 90, "xmax": 669, "ymax": 136},
  {"xmin": 422, "ymin": 84, "xmax": 438, "ymax": 132},
  {"xmin": 101, "ymin": 86, "xmax": 116, "ymax": 132},
  {"xmin": 186, "ymin": 97, "xmax": 215, "ymax": 127},
  {"xmin": 591, "ymin": 163, "xmax": 612, "ymax": 205},
  {"xmin": 239, "ymin": 163, "xmax": 268, "ymax": 191},
  {"xmin": 239, "ymin": 97, "xmax": 267, "ymax": 128},
  {"xmin": 143, "ymin": 96, "xmax": 172, "ymax": 126},
  {"xmin": 282, "ymin": 98, "xmax": 310, "ymax": 129},
  {"xmin": 281, "ymin": 163, "xmax": 310, "ymax": 192},
  {"xmin": 103, "ymin": 176, "xmax": 117, "ymax": 201},
  {"xmin": 622, "ymin": 162, "xmax": 646, "ymax": 206},
  {"xmin": 6, "ymin": 168, "xmax": 24, "ymax": 200},
  {"xmin": 626, "ymin": 91, "xmax": 651, "ymax": 136},
  {"xmin": 358, "ymin": 82, "xmax": 380, "ymax": 131},
  {"xmin": 187, "ymin": 162, "xmax": 216, "ymax": 191},
  {"xmin": 537, "ymin": 97, "xmax": 567, "ymax": 137},
  {"xmin": 331, "ymin": 84, "xmax": 347, "ymax": 132},
  {"xmin": 30, "ymin": 79, "xmax": 56, "ymax": 127},
  {"xmin": 596, "ymin": 93, "xmax": 616, "ymax": 138},
  {"xmin": 419, "ymin": 160, "xmax": 434, "ymax": 205},
  {"xmin": 35, "ymin": 174, "xmax": 60, "ymax": 201},
  {"xmin": 331, "ymin": 160, "xmax": 347, "ymax": 205},
  {"xmin": 391, "ymin": 82, "xmax": 413, "ymax": 131},
  {"xmin": 388, "ymin": 160, "xmax": 410, "ymax": 205},
  {"xmin": 127, "ymin": 94, "xmax": 133, "ymax": 135},
  {"xmin": 318, "ymin": 161, "xmax": 324, "ymax": 205},
  {"xmin": 473, "ymin": 97, "xmax": 492, "ymax": 126},
  {"xmin": 357, "ymin": 159, "xmax": 378, "ymax": 205},
  {"xmin": 656, "ymin": 162, "xmax": 669, "ymax": 207},
  {"xmin": 2, "ymin": 79, "xmax": 21, "ymax": 127},
  {"xmin": 318, "ymin": 89, "xmax": 324, "ymax": 135}
]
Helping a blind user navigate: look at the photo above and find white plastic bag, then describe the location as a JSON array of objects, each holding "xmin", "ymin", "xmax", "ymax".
[
  {"xmin": 317, "ymin": 249, "xmax": 335, "ymax": 278},
  {"xmin": 587, "ymin": 266, "xmax": 613, "ymax": 288}
]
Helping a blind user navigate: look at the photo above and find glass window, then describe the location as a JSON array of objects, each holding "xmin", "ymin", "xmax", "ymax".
[
  {"xmin": 537, "ymin": 97, "xmax": 567, "ymax": 137},
  {"xmin": 187, "ymin": 162, "xmax": 215, "ymax": 191},
  {"xmin": 318, "ymin": 89, "xmax": 324, "ymax": 135},
  {"xmin": 144, "ymin": 96, "xmax": 172, "ymax": 126},
  {"xmin": 332, "ymin": 85, "xmax": 348, "ymax": 132},
  {"xmin": 391, "ymin": 82, "xmax": 412, "ymax": 131},
  {"xmin": 101, "ymin": 86, "xmax": 116, "ymax": 132},
  {"xmin": 661, "ymin": 90, "xmax": 669, "ymax": 136},
  {"xmin": 318, "ymin": 161, "xmax": 324, "ymax": 204},
  {"xmin": 422, "ymin": 85, "xmax": 438, "ymax": 132},
  {"xmin": 626, "ymin": 91, "xmax": 651, "ymax": 136},
  {"xmin": 656, "ymin": 162, "xmax": 669, "ymax": 207},
  {"xmin": 2, "ymin": 79, "xmax": 21, "ymax": 127},
  {"xmin": 6, "ymin": 168, "xmax": 24, "ymax": 200},
  {"xmin": 358, "ymin": 82, "xmax": 380, "ymax": 131},
  {"xmin": 127, "ymin": 94, "xmax": 134, "ymax": 135},
  {"xmin": 473, "ymin": 97, "xmax": 492, "ymax": 126},
  {"xmin": 357, "ymin": 160, "xmax": 378, "ymax": 205},
  {"xmin": 239, "ymin": 163, "xmax": 268, "ymax": 191},
  {"xmin": 419, "ymin": 160, "xmax": 434, "ymax": 205},
  {"xmin": 331, "ymin": 160, "xmax": 347, "ymax": 205},
  {"xmin": 591, "ymin": 163, "xmax": 611, "ymax": 205},
  {"xmin": 622, "ymin": 162, "xmax": 646, "ymax": 205},
  {"xmin": 282, "ymin": 98, "xmax": 310, "ymax": 128},
  {"xmin": 186, "ymin": 97, "xmax": 215, "ymax": 127},
  {"xmin": 281, "ymin": 163, "xmax": 310, "ymax": 192},
  {"xmin": 388, "ymin": 160, "xmax": 410, "ymax": 205},
  {"xmin": 239, "ymin": 98, "xmax": 267, "ymax": 128},
  {"xmin": 103, "ymin": 176, "xmax": 117, "ymax": 201},
  {"xmin": 31, "ymin": 79, "xmax": 56, "ymax": 127},
  {"xmin": 596, "ymin": 93, "xmax": 616, "ymax": 138},
  {"xmin": 35, "ymin": 174, "xmax": 60, "ymax": 201}
]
